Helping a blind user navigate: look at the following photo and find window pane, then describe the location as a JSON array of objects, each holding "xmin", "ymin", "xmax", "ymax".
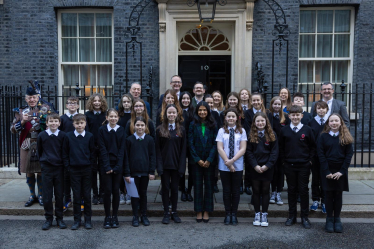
[
  {"xmin": 300, "ymin": 10, "xmax": 316, "ymax": 33},
  {"xmin": 315, "ymin": 61, "xmax": 330, "ymax": 82},
  {"xmin": 62, "ymin": 38, "xmax": 78, "ymax": 62},
  {"xmin": 97, "ymin": 65, "xmax": 112, "ymax": 86},
  {"xmin": 299, "ymin": 61, "xmax": 313, "ymax": 83},
  {"xmin": 79, "ymin": 38, "xmax": 95, "ymax": 62},
  {"xmin": 317, "ymin": 10, "xmax": 333, "ymax": 33},
  {"xmin": 334, "ymin": 34, "xmax": 350, "ymax": 57},
  {"xmin": 299, "ymin": 35, "xmax": 315, "ymax": 57},
  {"xmin": 80, "ymin": 65, "xmax": 96, "ymax": 87},
  {"xmin": 96, "ymin": 38, "xmax": 112, "ymax": 62},
  {"xmin": 335, "ymin": 10, "xmax": 350, "ymax": 33},
  {"xmin": 61, "ymin": 13, "xmax": 77, "ymax": 37},
  {"xmin": 332, "ymin": 61, "xmax": 348, "ymax": 83},
  {"xmin": 79, "ymin": 13, "xmax": 94, "ymax": 37},
  {"xmin": 317, "ymin": 35, "xmax": 332, "ymax": 57},
  {"xmin": 62, "ymin": 65, "xmax": 79, "ymax": 86},
  {"xmin": 96, "ymin": 13, "xmax": 112, "ymax": 37}
]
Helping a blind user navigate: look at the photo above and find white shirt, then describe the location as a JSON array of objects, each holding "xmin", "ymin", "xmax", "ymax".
[
  {"xmin": 273, "ymin": 112, "xmax": 279, "ymax": 117},
  {"xmin": 195, "ymin": 96, "xmax": 203, "ymax": 105},
  {"xmin": 216, "ymin": 127, "xmax": 247, "ymax": 172},
  {"xmin": 314, "ymin": 114, "xmax": 329, "ymax": 125},
  {"xmin": 183, "ymin": 108, "xmax": 188, "ymax": 112},
  {"xmin": 66, "ymin": 112, "xmax": 78, "ymax": 118},
  {"xmin": 176, "ymin": 91, "xmax": 180, "ymax": 100},
  {"xmin": 324, "ymin": 97, "xmax": 334, "ymax": 117},
  {"xmin": 168, "ymin": 123, "xmax": 176, "ymax": 130},
  {"xmin": 290, "ymin": 123, "xmax": 303, "ymax": 133},
  {"xmin": 329, "ymin": 131, "xmax": 339, "ymax": 137},
  {"xmin": 107, "ymin": 124, "xmax": 120, "ymax": 132},
  {"xmin": 253, "ymin": 107, "xmax": 261, "ymax": 114},
  {"xmin": 74, "ymin": 130, "xmax": 86, "ymax": 137},
  {"xmin": 134, "ymin": 132, "xmax": 146, "ymax": 140},
  {"xmin": 241, "ymin": 104, "xmax": 248, "ymax": 111},
  {"xmin": 124, "ymin": 110, "xmax": 131, "ymax": 114},
  {"xmin": 46, "ymin": 129, "xmax": 60, "ymax": 136},
  {"xmin": 93, "ymin": 110, "xmax": 101, "ymax": 115}
]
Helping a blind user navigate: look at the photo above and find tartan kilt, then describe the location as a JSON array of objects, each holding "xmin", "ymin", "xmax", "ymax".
[{"xmin": 193, "ymin": 163, "xmax": 215, "ymax": 212}]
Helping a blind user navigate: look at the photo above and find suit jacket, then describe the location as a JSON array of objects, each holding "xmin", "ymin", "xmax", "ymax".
[
  {"xmin": 311, "ymin": 99, "xmax": 349, "ymax": 128},
  {"xmin": 188, "ymin": 121, "xmax": 218, "ymax": 164}
]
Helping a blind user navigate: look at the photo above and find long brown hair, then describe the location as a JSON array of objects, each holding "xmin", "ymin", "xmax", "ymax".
[
  {"xmin": 86, "ymin": 93, "xmax": 108, "ymax": 112},
  {"xmin": 118, "ymin": 93, "xmax": 134, "ymax": 116},
  {"xmin": 212, "ymin": 90, "xmax": 224, "ymax": 111},
  {"xmin": 249, "ymin": 112, "xmax": 276, "ymax": 143},
  {"xmin": 224, "ymin": 92, "xmax": 244, "ymax": 119},
  {"xmin": 279, "ymin": 87, "xmax": 292, "ymax": 110},
  {"xmin": 157, "ymin": 104, "xmax": 184, "ymax": 138},
  {"xmin": 322, "ymin": 113, "xmax": 353, "ymax": 145},
  {"xmin": 160, "ymin": 89, "xmax": 183, "ymax": 123},
  {"xmin": 222, "ymin": 108, "xmax": 243, "ymax": 134},
  {"xmin": 130, "ymin": 99, "xmax": 150, "ymax": 135},
  {"xmin": 268, "ymin": 96, "xmax": 286, "ymax": 124},
  {"xmin": 239, "ymin": 88, "xmax": 252, "ymax": 109}
]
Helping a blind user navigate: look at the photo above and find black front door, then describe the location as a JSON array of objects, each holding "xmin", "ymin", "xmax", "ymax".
[{"xmin": 178, "ymin": 55, "xmax": 231, "ymax": 100}]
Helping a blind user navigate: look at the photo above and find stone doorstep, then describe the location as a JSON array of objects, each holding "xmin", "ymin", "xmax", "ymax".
[{"xmin": 1, "ymin": 167, "xmax": 374, "ymax": 180}]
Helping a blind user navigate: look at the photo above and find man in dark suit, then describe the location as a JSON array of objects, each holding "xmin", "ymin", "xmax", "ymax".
[
  {"xmin": 158, "ymin": 75, "xmax": 183, "ymax": 108},
  {"xmin": 310, "ymin": 82, "xmax": 350, "ymax": 128},
  {"xmin": 191, "ymin": 82, "xmax": 205, "ymax": 108},
  {"xmin": 129, "ymin": 82, "xmax": 151, "ymax": 116}
]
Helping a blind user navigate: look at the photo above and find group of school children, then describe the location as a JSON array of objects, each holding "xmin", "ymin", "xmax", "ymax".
[{"xmin": 37, "ymin": 82, "xmax": 353, "ymax": 234}]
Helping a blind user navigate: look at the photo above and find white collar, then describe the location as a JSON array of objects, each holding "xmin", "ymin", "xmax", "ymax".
[
  {"xmin": 195, "ymin": 96, "xmax": 203, "ymax": 104},
  {"xmin": 253, "ymin": 107, "xmax": 261, "ymax": 114},
  {"xmin": 314, "ymin": 114, "xmax": 329, "ymax": 124},
  {"xmin": 242, "ymin": 104, "xmax": 248, "ymax": 108},
  {"xmin": 324, "ymin": 97, "xmax": 334, "ymax": 105},
  {"xmin": 290, "ymin": 122, "xmax": 303, "ymax": 131},
  {"xmin": 107, "ymin": 124, "xmax": 120, "ymax": 132},
  {"xmin": 228, "ymin": 125, "xmax": 236, "ymax": 131},
  {"xmin": 258, "ymin": 130, "xmax": 265, "ymax": 134},
  {"xmin": 74, "ymin": 130, "xmax": 86, "ymax": 137},
  {"xmin": 66, "ymin": 111, "xmax": 78, "ymax": 118},
  {"xmin": 273, "ymin": 112, "xmax": 279, "ymax": 117},
  {"xmin": 93, "ymin": 110, "xmax": 101, "ymax": 115},
  {"xmin": 134, "ymin": 132, "xmax": 146, "ymax": 140},
  {"xmin": 183, "ymin": 108, "xmax": 188, "ymax": 111},
  {"xmin": 168, "ymin": 123, "xmax": 176, "ymax": 130},
  {"xmin": 329, "ymin": 130, "xmax": 339, "ymax": 137},
  {"xmin": 124, "ymin": 110, "xmax": 131, "ymax": 114},
  {"xmin": 46, "ymin": 129, "xmax": 60, "ymax": 136}
]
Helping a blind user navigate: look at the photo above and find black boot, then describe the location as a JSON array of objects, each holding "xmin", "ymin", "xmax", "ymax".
[
  {"xmin": 224, "ymin": 213, "xmax": 231, "ymax": 225},
  {"xmin": 42, "ymin": 220, "xmax": 52, "ymax": 230},
  {"xmin": 132, "ymin": 216, "xmax": 139, "ymax": 227},
  {"xmin": 334, "ymin": 217, "xmax": 343, "ymax": 233},
  {"xmin": 325, "ymin": 217, "xmax": 334, "ymax": 233},
  {"xmin": 231, "ymin": 213, "xmax": 238, "ymax": 226},
  {"xmin": 181, "ymin": 192, "xmax": 187, "ymax": 202},
  {"xmin": 111, "ymin": 216, "xmax": 119, "ymax": 228},
  {"xmin": 103, "ymin": 216, "xmax": 111, "ymax": 229},
  {"xmin": 141, "ymin": 215, "xmax": 150, "ymax": 226},
  {"xmin": 84, "ymin": 217, "xmax": 93, "ymax": 229},
  {"xmin": 162, "ymin": 213, "xmax": 170, "ymax": 224},
  {"xmin": 56, "ymin": 219, "xmax": 67, "ymax": 229}
]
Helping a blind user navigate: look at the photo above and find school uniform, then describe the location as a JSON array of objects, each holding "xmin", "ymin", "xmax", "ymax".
[
  {"xmin": 301, "ymin": 111, "xmax": 313, "ymax": 126},
  {"xmin": 279, "ymin": 123, "xmax": 316, "ymax": 219},
  {"xmin": 85, "ymin": 110, "xmax": 106, "ymax": 200},
  {"xmin": 118, "ymin": 112, "xmax": 131, "ymax": 128},
  {"xmin": 216, "ymin": 127, "xmax": 247, "ymax": 215},
  {"xmin": 317, "ymin": 131, "xmax": 353, "ymax": 218},
  {"xmin": 220, "ymin": 109, "xmax": 245, "ymax": 129},
  {"xmin": 156, "ymin": 124, "xmax": 187, "ymax": 213},
  {"xmin": 308, "ymin": 115, "xmax": 328, "ymax": 204},
  {"xmin": 98, "ymin": 124, "xmax": 127, "ymax": 218},
  {"xmin": 211, "ymin": 110, "xmax": 222, "ymax": 186},
  {"xmin": 37, "ymin": 129, "xmax": 66, "ymax": 222},
  {"xmin": 63, "ymin": 130, "xmax": 95, "ymax": 222},
  {"xmin": 125, "ymin": 133, "xmax": 156, "ymax": 217},
  {"xmin": 124, "ymin": 119, "xmax": 156, "ymax": 140},
  {"xmin": 188, "ymin": 121, "xmax": 218, "ymax": 213},
  {"xmin": 180, "ymin": 109, "xmax": 194, "ymax": 196}
]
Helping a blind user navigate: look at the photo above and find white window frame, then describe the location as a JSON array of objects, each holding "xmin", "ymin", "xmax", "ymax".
[
  {"xmin": 298, "ymin": 7, "xmax": 355, "ymax": 116},
  {"xmin": 57, "ymin": 9, "xmax": 114, "ymax": 113}
]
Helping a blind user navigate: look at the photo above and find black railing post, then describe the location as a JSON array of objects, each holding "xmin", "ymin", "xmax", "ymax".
[
  {"xmin": 340, "ymin": 79, "xmax": 346, "ymax": 102},
  {"xmin": 369, "ymin": 83, "xmax": 373, "ymax": 168},
  {"xmin": 75, "ymin": 83, "xmax": 80, "ymax": 97}
]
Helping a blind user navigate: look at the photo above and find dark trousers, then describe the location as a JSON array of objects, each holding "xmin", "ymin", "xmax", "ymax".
[
  {"xmin": 161, "ymin": 169, "xmax": 180, "ymax": 213},
  {"xmin": 243, "ymin": 159, "xmax": 251, "ymax": 188},
  {"xmin": 194, "ymin": 163, "xmax": 214, "ymax": 212},
  {"xmin": 325, "ymin": 190, "xmax": 343, "ymax": 218},
  {"xmin": 64, "ymin": 167, "xmax": 71, "ymax": 202},
  {"xmin": 252, "ymin": 180, "xmax": 271, "ymax": 213},
  {"xmin": 41, "ymin": 164, "xmax": 64, "ymax": 221},
  {"xmin": 220, "ymin": 170, "xmax": 243, "ymax": 214},
  {"xmin": 284, "ymin": 163, "xmax": 311, "ymax": 218},
  {"xmin": 131, "ymin": 176, "xmax": 150, "ymax": 216},
  {"xmin": 102, "ymin": 171, "xmax": 122, "ymax": 217},
  {"xmin": 311, "ymin": 157, "xmax": 324, "ymax": 203},
  {"xmin": 271, "ymin": 158, "xmax": 284, "ymax": 192},
  {"xmin": 179, "ymin": 163, "xmax": 195, "ymax": 193},
  {"xmin": 70, "ymin": 166, "xmax": 92, "ymax": 221},
  {"xmin": 92, "ymin": 149, "xmax": 104, "ymax": 197}
]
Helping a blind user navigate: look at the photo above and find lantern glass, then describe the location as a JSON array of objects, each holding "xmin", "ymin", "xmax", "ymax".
[{"xmin": 197, "ymin": 0, "xmax": 217, "ymax": 22}]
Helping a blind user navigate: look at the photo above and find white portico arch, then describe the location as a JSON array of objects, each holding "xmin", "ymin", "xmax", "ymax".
[{"xmin": 156, "ymin": 0, "xmax": 255, "ymax": 95}]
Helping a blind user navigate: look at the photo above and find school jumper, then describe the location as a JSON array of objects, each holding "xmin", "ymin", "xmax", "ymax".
[
  {"xmin": 118, "ymin": 112, "xmax": 131, "ymax": 128},
  {"xmin": 63, "ymin": 130, "xmax": 95, "ymax": 222},
  {"xmin": 188, "ymin": 121, "xmax": 218, "ymax": 213},
  {"xmin": 124, "ymin": 119, "xmax": 156, "ymax": 140},
  {"xmin": 279, "ymin": 124, "xmax": 316, "ymax": 219},
  {"xmin": 301, "ymin": 111, "xmax": 313, "ymax": 126},
  {"xmin": 37, "ymin": 129, "xmax": 66, "ymax": 222}
]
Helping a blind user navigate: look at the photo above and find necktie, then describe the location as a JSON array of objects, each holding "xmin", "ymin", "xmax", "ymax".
[
  {"xmin": 95, "ymin": 112, "xmax": 100, "ymax": 115},
  {"xmin": 229, "ymin": 128, "xmax": 235, "ymax": 159},
  {"xmin": 243, "ymin": 106, "xmax": 247, "ymax": 111},
  {"xmin": 333, "ymin": 134, "xmax": 337, "ymax": 137},
  {"xmin": 78, "ymin": 135, "xmax": 83, "ymax": 138},
  {"xmin": 274, "ymin": 114, "xmax": 279, "ymax": 119},
  {"xmin": 293, "ymin": 127, "xmax": 298, "ymax": 133},
  {"xmin": 259, "ymin": 132, "xmax": 264, "ymax": 138},
  {"xmin": 169, "ymin": 125, "xmax": 173, "ymax": 131},
  {"xmin": 137, "ymin": 138, "xmax": 143, "ymax": 141},
  {"xmin": 50, "ymin": 134, "xmax": 56, "ymax": 137},
  {"xmin": 110, "ymin": 129, "xmax": 115, "ymax": 133},
  {"xmin": 320, "ymin": 118, "xmax": 324, "ymax": 125},
  {"xmin": 69, "ymin": 115, "xmax": 72, "ymax": 120}
]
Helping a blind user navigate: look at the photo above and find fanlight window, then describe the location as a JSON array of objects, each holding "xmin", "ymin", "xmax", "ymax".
[{"xmin": 179, "ymin": 26, "xmax": 230, "ymax": 51}]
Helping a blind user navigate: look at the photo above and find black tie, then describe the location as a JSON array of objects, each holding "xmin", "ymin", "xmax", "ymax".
[
  {"xmin": 69, "ymin": 115, "xmax": 73, "ymax": 120},
  {"xmin": 259, "ymin": 132, "xmax": 264, "ymax": 138},
  {"xmin": 50, "ymin": 134, "xmax": 56, "ymax": 137},
  {"xmin": 243, "ymin": 106, "xmax": 247, "ymax": 111},
  {"xmin": 320, "ymin": 118, "xmax": 324, "ymax": 125},
  {"xmin": 78, "ymin": 135, "xmax": 83, "ymax": 138},
  {"xmin": 169, "ymin": 125, "xmax": 173, "ymax": 131},
  {"xmin": 137, "ymin": 138, "xmax": 143, "ymax": 141},
  {"xmin": 110, "ymin": 130, "xmax": 115, "ymax": 133},
  {"xmin": 229, "ymin": 128, "xmax": 235, "ymax": 159},
  {"xmin": 274, "ymin": 114, "xmax": 279, "ymax": 119},
  {"xmin": 95, "ymin": 112, "xmax": 100, "ymax": 115},
  {"xmin": 293, "ymin": 127, "xmax": 298, "ymax": 133}
]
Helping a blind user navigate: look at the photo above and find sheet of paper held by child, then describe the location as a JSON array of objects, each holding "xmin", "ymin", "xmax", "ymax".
[{"xmin": 123, "ymin": 177, "xmax": 139, "ymax": 198}]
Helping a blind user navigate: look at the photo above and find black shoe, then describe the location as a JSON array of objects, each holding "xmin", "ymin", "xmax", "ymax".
[
  {"xmin": 111, "ymin": 216, "xmax": 119, "ymax": 228},
  {"xmin": 301, "ymin": 218, "xmax": 311, "ymax": 229},
  {"xmin": 285, "ymin": 217, "xmax": 296, "ymax": 226},
  {"xmin": 171, "ymin": 212, "xmax": 182, "ymax": 223},
  {"xmin": 98, "ymin": 196, "xmax": 104, "ymax": 204},
  {"xmin": 42, "ymin": 220, "xmax": 52, "ymax": 230},
  {"xmin": 231, "ymin": 214, "xmax": 238, "ymax": 226},
  {"xmin": 213, "ymin": 185, "xmax": 219, "ymax": 193},
  {"xmin": 92, "ymin": 195, "xmax": 98, "ymax": 205},
  {"xmin": 196, "ymin": 218, "xmax": 203, "ymax": 223},
  {"xmin": 56, "ymin": 219, "xmax": 67, "ymax": 229},
  {"xmin": 25, "ymin": 196, "xmax": 37, "ymax": 207},
  {"xmin": 224, "ymin": 214, "xmax": 232, "ymax": 225},
  {"xmin": 71, "ymin": 221, "xmax": 81, "ymax": 230},
  {"xmin": 132, "ymin": 216, "xmax": 139, "ymax": 227},
  {"xmin": 245, "ymin": 187, "xmax": 252, "ymax": 195},
  {"xmin": 187, "ymin": 193, "xmax": 193, "ymax": 202},
  {"xmin": 104, "ymin": 216, "xmax": 111, "ymax": 229},
  {"xmin": 141, "ymin": 215, "xmax": 150, "ymax": 226},
  {"xmin": 334, "ymin": 217, "xmax": 343, "ymax": 233},
  {"xmin": 239, "ymin": 187, "xmax": 244, "ymax": 195},
  {"xmin": 162, "ymin": 213, "xmax": 170, "ymax": 224},
  {"xmin": 203, "ymin": 218, "xmax": 209, "ymax": 223},
  {"xmin": 84, "ymin": 221, "xmax": 93, "ymax": 229},
  {"xmin": 325, "ymin": 217, "xmax": 334, "ymax": 233},
  {"xmin": 38, "ymin": 196, "xmax": 44, "ymax": 206},
  {"xmin": 181, "ymin": 192, "xmax": 187, "ymax": 202}
]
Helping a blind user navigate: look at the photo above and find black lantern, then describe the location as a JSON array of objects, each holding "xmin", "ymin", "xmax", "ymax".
[{"xmin": 187, "ymin": 0, "xmax": 227, "ymax": 23}]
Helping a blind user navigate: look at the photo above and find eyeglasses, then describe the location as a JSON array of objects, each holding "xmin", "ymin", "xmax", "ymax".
[
  {"xmin": 171, "ymin": 81, "xmax": 182, "ymax": 84},
  {"xmin": 134, "ymin": 105, "xmax": 144, "ymax": 108},
  {"xmin": 67, "ymin": 102, "xmax": 78, "ymax": 105}
]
